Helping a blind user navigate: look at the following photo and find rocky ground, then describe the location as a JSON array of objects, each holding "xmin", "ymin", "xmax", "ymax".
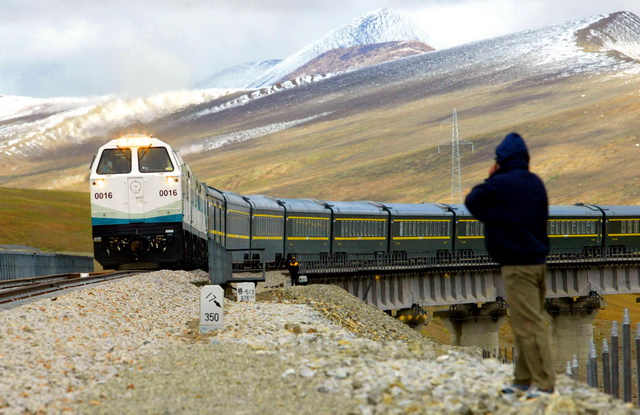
[{"xmin": 0, "ymin": 270, "xmax": 638, "ymax": 414}]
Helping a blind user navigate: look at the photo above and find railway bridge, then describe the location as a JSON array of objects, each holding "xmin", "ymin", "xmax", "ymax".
[{"xmin": 297, "ymin": 250, "xmax": 640, "ymax": 370}]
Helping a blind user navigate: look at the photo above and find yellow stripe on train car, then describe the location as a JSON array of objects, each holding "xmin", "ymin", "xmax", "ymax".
[
  {"xmin": 393, "ymin": 236, "xmax": 450, "ymax": 240},
  {"xmin": 334, "ymin": 237, "xmax": 386, "ymax": 241},
  {"xmin": 335, "ymin": 218, "xmax": 386, "ymax": 221},
  {"xmin": 549, "ymin": 234, "xmax": 598, "ymax": 238},
  {"xmin": 393, "ymin": 219, "xmax": 450, "ymax": 222}
]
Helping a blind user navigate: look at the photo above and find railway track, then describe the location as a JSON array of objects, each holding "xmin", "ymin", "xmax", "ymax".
[{"xmin": 0, "ymin": 271, "xmax": 145, "ymax": 304}]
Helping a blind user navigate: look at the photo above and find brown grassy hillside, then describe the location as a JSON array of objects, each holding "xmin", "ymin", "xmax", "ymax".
[
  {"xmin": 184, "ymin": 73, "xmax": 640, "ymax": 206},
  {"xmin": 0, "ymin": 187, "xmax": 92, "ymax": 254}
]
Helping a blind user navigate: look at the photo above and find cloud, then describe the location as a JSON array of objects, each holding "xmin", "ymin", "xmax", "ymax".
[{"xmin": 0, "ymin": 0, "xmax": 639, "ymax": 98}]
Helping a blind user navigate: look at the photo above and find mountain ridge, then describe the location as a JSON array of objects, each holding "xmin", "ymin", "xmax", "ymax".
[
  {"xmin": 283, "ymin": 40, "xmax": 434, "ymax": 82},
  {"xmin": 0, "ymin": 11, "xmax": 639, "ymax": 208},
  {"xmin": 244, "ymin": 8, "xmax": 432, "ymax": 88}
]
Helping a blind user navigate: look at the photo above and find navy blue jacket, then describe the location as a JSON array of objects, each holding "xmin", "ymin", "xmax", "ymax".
[{"xmin": 464, "ymin": 133, "xmax": 549, "ymax": 265}]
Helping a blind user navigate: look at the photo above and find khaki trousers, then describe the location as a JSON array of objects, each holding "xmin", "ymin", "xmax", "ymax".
[{"xmin": 502, "ymin": 264, "xmax": 555, "ymax": 391}]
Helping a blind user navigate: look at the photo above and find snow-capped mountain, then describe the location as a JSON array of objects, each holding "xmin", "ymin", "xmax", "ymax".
[
  {"xmin": 194, "ymin": 60, "xmax": 281, "ymax": 90},
  {"xmin": 575, "ymin": 11, "xmax": 640, "ymax": 59},
  {"xmin": 2, "ymin": 10, "xmax": 640, "ymax": 193},
  {"xmin": 0, "ymin": 89, "xmax": 238, "ymax": 161},
  {"xmin": 244, "ymin": 8, "xmax": 432, "ymax": 88},
  {"xmin": 284, "ymin": 40, "xmax": 434, "ymax": 82}
]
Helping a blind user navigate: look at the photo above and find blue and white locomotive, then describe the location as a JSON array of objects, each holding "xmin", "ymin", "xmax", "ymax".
[
  {"xmin": 91, "ymin": 135, "xmax": 640, "ymax": 271},
  {"xmin": 90, "ymin": 135, "xmax": 208, "ymax": 269}
]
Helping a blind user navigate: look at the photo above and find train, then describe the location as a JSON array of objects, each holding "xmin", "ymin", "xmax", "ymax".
[
  {"xmin": 90, "ymin": 135, "xmax": 640, "ymax": 270},
  {"xmin": 90, "ymin": 135, "xmax": 208, "ymax": 270}
]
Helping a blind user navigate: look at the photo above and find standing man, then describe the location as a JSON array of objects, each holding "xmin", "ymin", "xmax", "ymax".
[
  {"xmin": 465, "ymin": 132, "xmax": 554, "ymax": 398},
  {"xmin": 287, "ymin": 256, "xmax": 300, "ymax": 286}
]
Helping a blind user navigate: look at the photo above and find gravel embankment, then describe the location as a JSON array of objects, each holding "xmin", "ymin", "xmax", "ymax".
[{"xmin": 0, "ymin": 270, "xmax": 638, "ymax": 414}]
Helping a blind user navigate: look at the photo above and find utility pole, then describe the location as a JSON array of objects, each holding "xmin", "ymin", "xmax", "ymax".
[{"xmin": 438, "ymin": 109, "xmax": 474, "ymax": 204}]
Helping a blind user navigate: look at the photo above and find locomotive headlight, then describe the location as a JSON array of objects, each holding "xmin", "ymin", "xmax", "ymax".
[
  {"xmin": 92, "ymin": 179, "xmax": 105, "ymax": 188},
  {"xmin": 166, "ymin": 176, "xmax": 179, "ymax": 185},
  {"xmin": 118, "ymin": 135, "xmax": 152, "ymax": 148}
]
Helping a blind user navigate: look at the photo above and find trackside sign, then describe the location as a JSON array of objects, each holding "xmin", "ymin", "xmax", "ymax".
[{"xmin": 200, "ymin": 285, "xmax": 224, "ymax": 333}]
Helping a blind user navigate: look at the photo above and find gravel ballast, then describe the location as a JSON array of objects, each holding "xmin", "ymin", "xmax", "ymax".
[{"xmin": 0, "ymin": 270, "xmax": 638, "ymax": 414}]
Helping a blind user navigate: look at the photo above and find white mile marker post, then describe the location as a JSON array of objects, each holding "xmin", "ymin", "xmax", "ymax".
[{"xmin": 200, "ymin": 285, "xmax": 224, "ymax": 333}]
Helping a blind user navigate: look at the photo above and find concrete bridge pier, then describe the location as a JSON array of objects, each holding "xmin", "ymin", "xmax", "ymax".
[
  {"xmin": 434, "ymin": 301, "xmax": 508, "ymax": 352},
  {"xmin": 545, "ymin": 295, "xmax": 602, "ymax": 371}
]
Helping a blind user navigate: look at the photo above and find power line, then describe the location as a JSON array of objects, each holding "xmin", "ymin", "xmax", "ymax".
[{"xmin": 437, "ymin": 109, "xmax": 474, "ymax": 204}]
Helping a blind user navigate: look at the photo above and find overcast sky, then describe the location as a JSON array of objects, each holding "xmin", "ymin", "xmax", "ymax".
[{"xmin": 1, "ymin": 0, "xmax": 639, "ymax": 98}]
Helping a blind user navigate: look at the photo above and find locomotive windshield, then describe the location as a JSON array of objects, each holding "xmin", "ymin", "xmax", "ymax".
[
  {"xmin": 96, "ymin": 148, "xmax": 132, "ymax": 174},
  {"xmin": 138, "ymin": 147, "xmax": 174, "ymax": 173}
]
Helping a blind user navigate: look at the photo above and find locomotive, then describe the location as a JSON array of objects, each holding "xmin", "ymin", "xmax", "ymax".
[
  {"xmin": 90, "ymin": 135, "xmax": 640, "ymax": 270},
  {"xmin": 90, "ymin": 135, "xmax": 208, "ymax": 269}
]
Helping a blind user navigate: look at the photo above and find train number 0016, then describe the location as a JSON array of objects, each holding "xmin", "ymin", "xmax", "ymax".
[
  {"xmin": 159, "ymin": 189, "xmax": 178, "ymax": 197},
  {"xmin": 94, "ymin": 192, "xmax": 113, "ymax": 199}
]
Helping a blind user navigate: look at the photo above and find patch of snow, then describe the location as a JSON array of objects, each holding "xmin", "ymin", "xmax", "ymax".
[
  {"xmin": 186, "ymin": 74, "xmax": 334, "ymax": 121},
  {"xmin": 194, "ymin": 60, "xmax": 282, "ymax": 89},
  {"xmin": 180, "ymin": 112, "xmax": 333, "ymax": 155},
  {"xmin": 0, "ymin": 89, "xmax": 238, "ymax": 159}
]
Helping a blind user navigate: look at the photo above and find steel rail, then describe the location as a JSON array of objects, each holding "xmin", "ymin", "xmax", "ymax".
[{"xmin": 0, "ymin": 271, "xmax": 146, "ymax": 304}]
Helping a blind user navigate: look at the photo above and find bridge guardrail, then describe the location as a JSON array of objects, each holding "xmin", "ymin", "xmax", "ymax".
[
  {"xmin": 0, "ymin": 251, "xmax": 94, "ymax": 281},
  {"xmin": 298, "ymin": 247, "xmax": 640, "ymax": 275}
]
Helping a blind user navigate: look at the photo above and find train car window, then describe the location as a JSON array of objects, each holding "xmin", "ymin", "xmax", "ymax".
[
  {"xmin": 138, "ymin": 147, "xmax": 174, "ymax": 173},
  {"xmin": 549, "ymin": 221, "xmax": 555, "ymax": 235},
  {"xmin": 96, "ymin": 148, "xmax": 131, "ymax": 174},
  {"xmin": 622, "ymin": 220, "xmax": 627, "ymax": 234},
  {"xmin": 571, "ymin": 221, "xmax": 577, "ymax": 235},
  {"xmin": 635, "ymin": 220, "xmax": 639, "ymax": 234}
]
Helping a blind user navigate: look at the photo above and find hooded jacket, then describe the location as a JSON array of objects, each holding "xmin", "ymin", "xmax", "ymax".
[{"xmin": 464, "ymin": 133, "xmax": 549, "ymax": 265}]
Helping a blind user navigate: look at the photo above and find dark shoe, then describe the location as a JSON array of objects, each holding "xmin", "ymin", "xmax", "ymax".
[{"xmin": 501, "ymin": 383, "xmax": 529, "ymax": 395}]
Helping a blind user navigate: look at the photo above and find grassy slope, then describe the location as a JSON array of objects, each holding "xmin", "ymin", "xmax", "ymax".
[
  {"xmin": 186, "ymin": 73, "xmax": 640, "ymax": 205},
  {"xmin": 0, "ymin": 187, "xmax": 93, "ymax": 254}
]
